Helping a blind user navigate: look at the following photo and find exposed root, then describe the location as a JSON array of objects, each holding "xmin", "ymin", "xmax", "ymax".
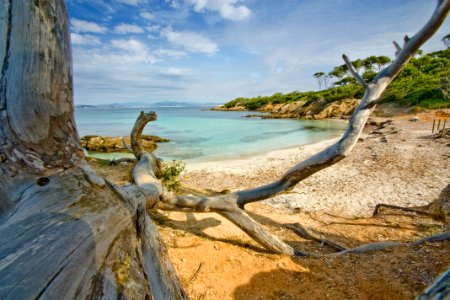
[
  {"xmin": 373, "ymin": 203, "xmax": 431, "ymax": 217},
  {"xmin": 285, "ymin": 223, "xmax": 348, "ymax": 251},
  {"xmin": 330, "ymin": 231, "xmax": 450, "ymax": 256}
]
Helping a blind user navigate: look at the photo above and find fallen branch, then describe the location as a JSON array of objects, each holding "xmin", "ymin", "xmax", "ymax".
[
  {"xmin": 285, "ymin": 223, "xmax": 348, "ymax": 251},
  {"xmin": 331, "ymin": 231, "xmax": 450, "ymax": 256},
  {"xmin": 127, "ymin": 0, "xmax": 450, "ymax": 257},
  {"xmin": 127, "ymin": 112, "xmax": 300, "ymax": 255},
  {"xmin": 373, "ymin": 203, "xmax": 431, "ymax": 217}
]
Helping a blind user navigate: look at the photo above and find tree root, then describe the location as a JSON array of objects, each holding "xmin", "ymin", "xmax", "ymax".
[
  {"xmin": 285, "ymin": 223, "xmax": 348, "ymax": 251},
  {"xmin": 373, "ymin": 203, "xmax": 431, "ymax": 217},
  {"xmin": 136, "ymin": 204, "xmax": 188, "ymax": 300},
  {"xmin": 284, "ymin": 221, "xmax": 450, "ymax": 256}
]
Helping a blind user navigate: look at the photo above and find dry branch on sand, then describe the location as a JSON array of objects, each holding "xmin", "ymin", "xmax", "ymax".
[{"xmin": 0, "ymin": 0, "xmax": 449, "ymax": 299}]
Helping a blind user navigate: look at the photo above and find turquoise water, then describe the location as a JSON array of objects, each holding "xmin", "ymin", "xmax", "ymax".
[{"xmin": 75, "ymin": 107, "xmax": 346, "ymax": 162}]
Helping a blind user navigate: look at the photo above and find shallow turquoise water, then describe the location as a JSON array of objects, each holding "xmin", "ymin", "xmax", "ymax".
[{"xmin": 75, "ymin": 107, "xmax": 346, "ymax": 162}]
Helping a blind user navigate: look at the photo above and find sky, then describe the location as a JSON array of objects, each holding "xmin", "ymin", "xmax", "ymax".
[{"xmin": 66, "ymin": 0, "xmax": 450, "ymax": 105}]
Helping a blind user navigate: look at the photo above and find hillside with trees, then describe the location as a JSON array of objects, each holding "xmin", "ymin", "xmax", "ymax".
[{"xmin": 220, "ymin": 48, "xmax": 450, "ymax": 115}]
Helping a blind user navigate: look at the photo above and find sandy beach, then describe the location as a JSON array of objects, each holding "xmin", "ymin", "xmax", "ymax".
[
  {"xmin": 182, "ymin": 111, "xmax": 450, "ymax": 217},
  {"xmin": 90, "ymin": 110, "xmax": 450, "ymax": 299}
]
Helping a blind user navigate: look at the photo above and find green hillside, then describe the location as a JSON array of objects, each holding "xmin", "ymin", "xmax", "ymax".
[{"xmin": 223, "ymin": 48, "xmax": 450, "ymax": 111}]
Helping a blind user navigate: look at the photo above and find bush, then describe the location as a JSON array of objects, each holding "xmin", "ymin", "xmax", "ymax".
[{"xmin": 161, "ymin": 160, "xmax": 186, "ymax": 191}]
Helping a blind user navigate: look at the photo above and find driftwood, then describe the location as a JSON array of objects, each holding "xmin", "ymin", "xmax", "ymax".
[
  {"xmin": 417, "ymin": 267, "xmax": 450, "ymax": 300},
  {"xmin": 125, "ymin": 0, "xmax": 450, "ymax": 256},
  {"xmin": 284, "ymin": 223, "xmax": 348, "ymax": 251},
  {"xmin": 0, "ymin": 0, "xmax": 449, "ymax": 299}
]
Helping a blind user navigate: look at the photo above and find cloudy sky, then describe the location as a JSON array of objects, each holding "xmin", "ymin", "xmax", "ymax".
[{"xmin": 66, "ymin": 0, "xmax": 449, "ymax": 105}]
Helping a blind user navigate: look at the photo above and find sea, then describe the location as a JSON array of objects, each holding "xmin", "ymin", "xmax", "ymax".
[{"xmin": 74, "ymin": 106, "xmax": 347, "ymax": 162}]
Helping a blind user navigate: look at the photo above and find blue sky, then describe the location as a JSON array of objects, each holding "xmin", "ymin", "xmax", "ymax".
[{"xmin": 66, "ymin": 0, "xmax": 450, "ymax": 105}]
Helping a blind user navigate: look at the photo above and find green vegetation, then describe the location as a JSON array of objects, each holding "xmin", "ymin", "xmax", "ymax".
[
  {"xmin": 223, "ymin": 48, "xmax": 450, "ymax": 111},
  {"xmin": 161, "ymin": 160, "xmax": 186, "ymax": 191}
]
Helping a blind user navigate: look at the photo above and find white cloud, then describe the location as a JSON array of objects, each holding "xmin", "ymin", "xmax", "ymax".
[
  {"xmin": 117, "ymin": 0, "xmax": 142, "ymax": 6},
  {"xmin": 155, "ymin": 48, "xmax": 187, "ymax": 59},
  {"xmin": 188, "ymin": 0, "xmax": 251, "ymax": 21},
  {"xmin": 219, "ymin": 3, "xmax": 250, "ymax": 21},
  {"xmin": 110, "ymin": 38, "xmax": 157, "ymax": 63},
  {"xmin": 71, "ymin": 19, "xmax": 107, "ymax": 33},
  {"xmin": 162, "ymin": 67, "xmax": 189, "ymax": 76},
  {"xmin": 114, "ymin": 23, "xmax": 145, "ymax": 34},
  {"xmin": 162, "ymin": 28, "xmax": 218, "ymax": 54},
  {"xmin": 146, "ymin": 25, "xmax": 161, "ymax": 33},
  {"xmin": 140, "ymin": 11, "xmax": 155, "ymax": 21},
  {"xmin": 71, "ymin": 33, "xmax": 102, "ymax": 45}
]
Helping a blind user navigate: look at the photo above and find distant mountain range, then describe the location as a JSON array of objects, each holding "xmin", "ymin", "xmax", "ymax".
[{"xmin": 75, "ymin": 101, "xmax": 220, "ymax": 108}]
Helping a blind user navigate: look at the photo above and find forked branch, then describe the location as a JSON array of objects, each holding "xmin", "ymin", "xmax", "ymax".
[
  {"xmin": 128, "ymin": 0, "xmax": 449, "ymax": 256},
  {"xmin": 342, "ymin": 54, "xmax": 368, "ymax": 89},
  {"xmin": 129, "ymin": 112, "xmax": 299, "ymax": 255}
]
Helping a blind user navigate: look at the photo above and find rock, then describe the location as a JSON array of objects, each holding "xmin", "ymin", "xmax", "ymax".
[
  {"xmin": 80, "ymin": 135, "xmax": 169, "ymax": 153},
  {"xmin": 313, "ymin": 99, "xmax": 361, "ymax": 119},
  {"xmin": 214, "ymin": 98, "xmax": 361, "ymax": 120},
  {"xmin": 211, "ymin": 105, "xmax": 246, "ymax": 111},
  {"xmin": 409, "ymin": 116, "xmax": 420, "ymax": 122}
]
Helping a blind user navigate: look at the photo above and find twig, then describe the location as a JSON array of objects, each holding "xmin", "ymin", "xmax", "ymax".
[{"xmin": 190, "ymin": 262, "xmax": 204, "ymax": 282}]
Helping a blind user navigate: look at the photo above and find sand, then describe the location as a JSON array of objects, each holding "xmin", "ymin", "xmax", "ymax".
[
  {"xmin": 91, "ymin": 110, "xmax": 450, "ymax": 299},
  {"xmin": 182, "ymin": 111, "xmax": 450, "ymax": 217}
]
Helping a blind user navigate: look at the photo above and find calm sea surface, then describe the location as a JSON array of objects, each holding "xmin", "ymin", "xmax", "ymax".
[{"xmin": 74, "ymin": 107, "xmax": 346, "ymax": 162}]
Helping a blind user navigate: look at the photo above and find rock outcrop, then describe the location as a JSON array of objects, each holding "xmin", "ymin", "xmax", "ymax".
[
  {"xmin": 81, "ymin": 135, "xmax": 169, "ymax": 153},
  {"xmin": 214, "ymin": 99, "xmax": 361, "ymax": 120}
]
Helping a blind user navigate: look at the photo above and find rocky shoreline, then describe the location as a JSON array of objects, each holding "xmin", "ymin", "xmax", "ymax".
[
  {"xmin": 212, "ymin": 98, "xmax": 361, "ymax": 119},
  {"xmin": 80, "ymin": 135, "xmax": 169, "ymax": 153}
]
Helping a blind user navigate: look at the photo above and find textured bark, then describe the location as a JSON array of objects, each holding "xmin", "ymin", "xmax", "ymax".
[
  {"xmin": 0, "ymin": 0, "xmax": 82, "ymax": 176},
  {"xmin": 417, "ymin": 267, "xmax": 450, "ymax": 300},
  {"xmin": 0, "ymin": 168, "xmax": 149, "ymax": 299},
  {"xmin": 137, "ymin": 204, "xmax": 188, "ymax": 299},
  {"xmin": 0, "ymin": 1, "xmax": 187, "ymax": 299}
]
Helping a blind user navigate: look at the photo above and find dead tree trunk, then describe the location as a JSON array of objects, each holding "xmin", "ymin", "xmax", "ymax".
[
  {"xmin": 0, "ymin": 1, "xmax": 187, "ymax": 299},
  {"xmin": 134, "ymin": 0, "xmax": 449, "ymax": 256},
  {"xmin": 0, "ymin": 0, "xmax": 449, "ymax": 299}
]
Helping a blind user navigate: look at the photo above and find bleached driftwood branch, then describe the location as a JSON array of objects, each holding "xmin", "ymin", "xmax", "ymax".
[
  {"xmin": 343, "ymin": 54, "xmax": 368, "ymax": 89},
  {"xmin": 128, "ymin": 0, "xmax": 450, "ymax": 256}
]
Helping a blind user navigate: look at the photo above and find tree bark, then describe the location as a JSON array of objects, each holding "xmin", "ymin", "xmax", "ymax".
[
  {"xmin": 0, "ymin": 0, "xmax": 81, "ymax": 177},
  {"xmin": 0, "ymin": 1, "xmax": 187, "ymax": 299}
]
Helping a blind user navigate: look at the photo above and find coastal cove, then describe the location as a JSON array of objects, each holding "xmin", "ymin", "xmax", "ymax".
[{"xmin": 75, "ymin": 106, "xmax": 347, "ymax": 162}]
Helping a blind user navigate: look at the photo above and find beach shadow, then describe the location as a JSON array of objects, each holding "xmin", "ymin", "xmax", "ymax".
[
  {"xmin": 234, "ymin": 268, "xmax": 306, "ymax": 300},
  {"xmin": 151, "ymin": 211, "xmax": 269, "ymax": 253}
]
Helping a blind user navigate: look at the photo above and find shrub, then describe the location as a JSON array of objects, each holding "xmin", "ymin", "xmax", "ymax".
[{"xmin": 161, "ymin": 160, "xmax": 186, "ymax": 191}]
